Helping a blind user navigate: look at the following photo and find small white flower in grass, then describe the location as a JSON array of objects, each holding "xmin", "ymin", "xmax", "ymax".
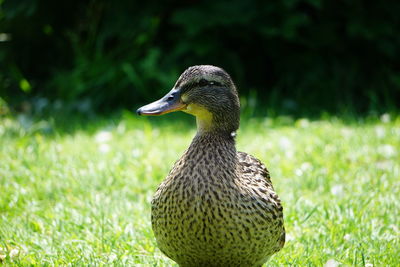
[
  {"xmin": 9, "ymin": 248, "xmax": 19, "ymax": 258},
  {"xmin": 124, "ymin": 223, "xmax": 134, "ymax": 235},
  {"xmin": 365, "ymin": 263, "xmax": 374, "ymax": 267},
  {"xmin": 99, "ymin": 143, "xmax": 110, "ymax": 153},
  {"xmin": 108, "ymin": 253, "xmax": 117, "ymax": 262},
  {"xmin": 376, "ymin": 161, "xmax": 391, "ymax": 170},
  {"xmin": 279, "ymin": 137, "xmax": 292, "ymax": 150},
  {"xmin": 301, "ymin": 162, "xmax": 312, "ymax": 170},
  {"xmin": 331, "ymin": 185, "xmax": 344, "ymax": 196},
  {"xmin": 296, "ymin": 162, "xmax": 312, "ymax": 176},
  {"xmin": 389, "ymin": 224, "xmax": 399, "ymax": 233},
  {"xmin": 324, "ymin": 259, "xmax": 340, "ymax": 267},
  {"xmin": 117, "ymin": 122, "xmax": 126, "ymax": 134},
  {"xmin": 285, "ymin": 150, "xmax": 294, "ymax": 159},
  {"xmin": 296, "ymin": 118, "xmax": 310, "ymax": 128},
  {"xmin": 285, "ymin": 233, "xmax": 295, "ymax": 242},
  {"xmin": 95, "ymin": 131, "xmax": 112, "ymax": 143},
  {"xmin": 343, "ymin": 234, "xmax": 351, "ymax": 241},
  {"xmin": 378, "ymin": 145, "xmax": 396, "ymax": 158},
  {"xmin": 295, "ymin": 168, "xmax": 303, "ymax": 176},
  {"xmin": 56, "ymin": 144, "xmax": 63, "ymax": 152},
  {"xmin": 380, "ymin": 113, "xmax": 390, "ymax": 123},
  {"xmin": 340, "ymin": 128, "xmax": 352, "ymax": 138},
  {"xmin": 132, "ymin": 148, "xmax": 142, "ymax": 158},
  {"xmin": 375, "ymin": 126, "xmax": 385, "ymax": 139}
]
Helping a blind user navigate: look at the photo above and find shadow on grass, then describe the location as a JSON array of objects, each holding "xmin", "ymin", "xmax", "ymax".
[
  {"xmin": 0, "ymin": 109, "xmax": 196, "ymax": 139},
  {"xmin": 1, "ymin": 104, "xmax": 397, "ymax": 140}
]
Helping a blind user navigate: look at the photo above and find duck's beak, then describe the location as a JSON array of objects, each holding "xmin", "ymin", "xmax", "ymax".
[{"xmin": 136, "ymin": 88, "xmax": 187, "ymax": 116}]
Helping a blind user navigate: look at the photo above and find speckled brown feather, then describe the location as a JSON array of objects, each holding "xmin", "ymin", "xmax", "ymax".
[{"xmin": 151, "ymin": 134, "xmax": 285, "ymax": 267}]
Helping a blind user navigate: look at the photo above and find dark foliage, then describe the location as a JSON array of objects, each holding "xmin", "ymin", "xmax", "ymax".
[{"xmin": 1, "ymin": 0, "xmax": 399, "ymax": 114}]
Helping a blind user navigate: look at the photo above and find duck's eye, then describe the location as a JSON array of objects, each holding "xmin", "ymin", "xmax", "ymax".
[
  {"xmin": 210, "ymin": 81, "xmax": 222, "ymax": 86},
  {"xmin": 198, "ymin": 79, "xmax": 208, "ymax": 87}
]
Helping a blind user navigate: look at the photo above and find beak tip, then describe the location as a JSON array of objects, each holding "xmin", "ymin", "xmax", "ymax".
[{"xmin": 136, "ymin": 108, "xmax": 142, "ymax": 115}]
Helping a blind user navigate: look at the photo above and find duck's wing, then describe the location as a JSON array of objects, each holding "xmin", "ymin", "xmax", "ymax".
[
  {"xmin": 236, "ymin": 151, "xmax": 285, "ymax": 251},
  {"xmin": 236, "ymin": 151, "xmax": 273, "ymax": 187}
]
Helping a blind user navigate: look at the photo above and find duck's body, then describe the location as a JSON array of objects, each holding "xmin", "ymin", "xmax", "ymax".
[
  {"xmin": 152, "ymin": 134, "xmax": 284, "ymax": 267},
  {"xmin": 137, "ymin": 65, "xmax": 285, "ymax": 267}
]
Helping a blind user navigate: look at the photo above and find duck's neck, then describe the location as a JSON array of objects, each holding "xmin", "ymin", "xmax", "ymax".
[
  {"xmin": 186, "ymin": 103, "xmax": 239, "ymax": 137},
  {"xmin": 186, "ymin": 131, "xmax": 237, "ymax": 165},
  {"xmin": 193, "ymin": 131, "xmax": 236, "ymax": 146},
  {"xmin": 195, "ymin": 115, "xmax": 239, "ymax": 139},
  {"xmin": 175, "ymin": 131, "xmax": 238, "ymax": 184}
]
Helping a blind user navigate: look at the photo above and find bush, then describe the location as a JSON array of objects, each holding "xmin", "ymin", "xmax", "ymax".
[{"xmin": 1, "ymin": 0, "xmax": 399, "ymax": 113}]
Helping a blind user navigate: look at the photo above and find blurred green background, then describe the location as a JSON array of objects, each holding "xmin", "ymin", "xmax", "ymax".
[{"xmin": 1, "ymin": 0, "xmax": 399, "ymax": 115}]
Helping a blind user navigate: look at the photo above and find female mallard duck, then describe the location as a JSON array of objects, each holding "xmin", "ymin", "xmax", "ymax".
[{"xmin": 137, "ymin": 65, "xmax": 285, "ymax": 267}]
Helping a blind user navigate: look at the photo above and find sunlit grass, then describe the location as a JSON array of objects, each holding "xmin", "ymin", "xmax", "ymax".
[{"xmin": 1, "ymin": 112, "xmax": 399, "ymax": 266}]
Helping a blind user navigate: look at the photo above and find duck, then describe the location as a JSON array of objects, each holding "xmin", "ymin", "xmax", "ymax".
[{"xmin": 137, "ymin": 65, "xmax": 285, "ymax": 267}]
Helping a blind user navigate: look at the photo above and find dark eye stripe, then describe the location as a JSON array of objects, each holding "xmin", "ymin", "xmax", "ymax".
[
  {"xmin": 209, "ymin": 81, "xmax": 222, "ymax": 86},
  {"xmin": 198, "ymin": 79, "xmax": 222, "ymax": 87},
  {"xmin": 181, "ymin": 80, "xmax": 223, "ymax": 92}
]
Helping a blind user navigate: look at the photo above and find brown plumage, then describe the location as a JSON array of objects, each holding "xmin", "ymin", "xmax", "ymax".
[{"xmin": 137, "ymin": 65, "xmax": 285, "ymax": 267}]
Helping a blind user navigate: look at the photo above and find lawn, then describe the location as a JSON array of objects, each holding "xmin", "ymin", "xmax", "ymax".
[{"xmin": 0, "ymin": 112, "xmax": 399, "ymax": 266}]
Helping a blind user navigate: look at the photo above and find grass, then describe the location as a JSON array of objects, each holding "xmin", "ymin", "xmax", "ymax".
[{"xmin": 0, "ymin": 111, "xmax": 399, "ymax": 266}]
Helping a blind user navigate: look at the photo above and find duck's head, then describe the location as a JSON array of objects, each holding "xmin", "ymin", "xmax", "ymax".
[{"xmin": 137, "ymin": 65, "xmax": 240, "ymax": 135}]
